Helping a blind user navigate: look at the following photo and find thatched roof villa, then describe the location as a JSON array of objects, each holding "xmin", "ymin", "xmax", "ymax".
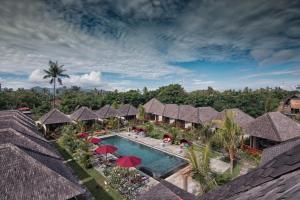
[
  {"xmin": 144, "ymin": 98, "xmax": 165, "ymax": 121},
  {"xmin": 70, "ymin": 106, "xmax": 98, "ymax": 122},
  {"xmin": 0, "ymin": 110, "xmax": 85, "ymax": 200},
  {"xmin": 39, "ymin": 109, "xmax": 72, "ymax": 132},
  {"xmin": 199, "ymin": 142, "xmax": 300, "ymax": 200},
  {"xmin": 282, "ymin": 93, "xmax": 300, "ymax": 114},
  {"xmin": 96, "ymin": 105, "xmax": 120, "ymax": 120},
  {"xmin": 178, "ymin": 105, "xmax": 199, "ymax": 128},
  {"xmin": 117, "ymin": 104, "xmax": 138, "ymax": 120},
  {"xmin": 198, "ymin": 107, "xmax": 219, "ymax": 124},
  {"xmin": 245, "ymin": 111, "xmax": 300, "ymax": 149},
  {"xmin": 162, "ymin": 104, "xmax": 179, "ymax": 124},
  {"xmin": 217, "ymin": 108, "xmax": 254, "ymax": 129}
]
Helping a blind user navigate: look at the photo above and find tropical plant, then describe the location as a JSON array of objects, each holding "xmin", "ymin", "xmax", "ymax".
[
  {"xmin": 137, "ymin": 104, "xmax": 146, "ymax": 122},
  {"xmin": 213, "ymin": 110, "xmax": 243, "ymax": 174},
  {"xmin": 169, "ymin": 127, "xmax": 179, "ymax": 144},
  {"xmin": 187, "ymin": 145, "xmax": 217, "ymax": 194},
  {"xmin": 43, "ymin": 60, "xmax": 69, "ymax": 108},
  {"xmin": 199, "ymin": 123, "xmax": 215, "ymax": 144}
]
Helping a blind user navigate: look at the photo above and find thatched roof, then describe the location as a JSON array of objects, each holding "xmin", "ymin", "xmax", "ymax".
[
  {"xmin": 218, "ymin": 108, "xmax": 254, "ymax": 129},
  {"xmin": 261, "ymin": 138, "xmax": 300, "ymax": 165},
  {"xmin": 0, "ymin": 110, "xmax": 35, "ymax": 126},
  {"xmin": 40, "ymin": 109, "xmax": 72, "ymax": 125},
  {"xmin": 178, "ymin": 105, "xmax": 199, "ymax": 123},
  {"xmin": 198, "ymin": 107, "xmax": 219, "ymax": 124},
  {"xmin": 117, "ymin": 104, "xmax": 138, "ymax": 117},
  {"xmin": 0, "ymin": 128, "xmax": 59, "ymax": 158},
  {"xmin": 163, "ymin": 104, "xmax": 179, "ymax": 119},
  {"xmin": 70, "ymin": 106, "xmax": 98, "ymax": 121},
  {"xmin": 284, "ymin": 93, "xmax": 300, "ymax": 105},
  {"xmin": 0, "ymin": 143, "xmax": 84, "ymax": 200},
  {"xmin": 144, "ymin": 98, "xmax": 165, "ymax": 116},
  {"xmin": 200, "ymin": 143, "xmax": 300, "ymax": 200},
  {"xmin": 138, "ymin": 179, "xmax": 198, "ymax": 200},
  {"xmin": 245, "ymin": 112, "xmax": 300, "ymax": 142},
  {"xmin": 96, "ymin": 105, "xmax": 120, "ymax": 119}
]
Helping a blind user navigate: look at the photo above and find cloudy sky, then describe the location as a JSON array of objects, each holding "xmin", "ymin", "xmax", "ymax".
[{"xmin": 0, "ymin": 0, "xmax": 300, "ymax": 91}]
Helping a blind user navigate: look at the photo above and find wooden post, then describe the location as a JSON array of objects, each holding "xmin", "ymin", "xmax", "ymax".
[{"xmin": 183, "ymin": 174, "xmax": 188, "ymax": 191}]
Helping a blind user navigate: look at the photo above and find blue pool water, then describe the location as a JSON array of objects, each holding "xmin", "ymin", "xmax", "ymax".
[{"xmin": 101, "ymin": 136, "xmax": 188, "ymax": 178}]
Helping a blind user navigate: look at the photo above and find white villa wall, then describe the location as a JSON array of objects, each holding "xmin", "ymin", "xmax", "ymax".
[{"xmin": 185, "ymin": 122, "xmax": 192, "ymax": 129}]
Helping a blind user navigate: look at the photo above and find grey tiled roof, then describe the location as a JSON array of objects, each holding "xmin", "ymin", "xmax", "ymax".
[
  {"xmin": 39, "ymin": 109, "xmax": 72, "ymax": 125},
  {"xmin": 0, "ymin": 143, "xmax": 84, "ymax": 200},
  {"xmin": 144, "ymin": 98, "xmax": 165, "ymax": 116},
  {"xmin": 117, "ymin": 104, "xmax": 138, "ymax": 117},
  {"xmin": 96, "ymin": 105, "xmax": 120, "ymax": 119},
  {"xmin": 200, "ymin": 143, "xmax": 300, "ymax": 200},
  {"xmin": 163, "ymin": 104, "xmax": 179, "ymax": 119},
  {"xmin": 245, "ymin": 112, "xmax": 300, "ymax": 142},
  {"xmin": 218, "ymin": 108, "xmax": 254, "ymax": 129},
  {"xmin": 70, "ymin": 106, "xmax": 98, "ymax": 121},
  {"xmin": 138, "ymin": 179, "xmax": 198, "ymax": 200},
  {"xmin": 261, "ymin": 138, "xmax": 300, "ymax": 165},
  {"xmin": 198, "ymin": 107, "xmax": 219, "ymax": 124}
]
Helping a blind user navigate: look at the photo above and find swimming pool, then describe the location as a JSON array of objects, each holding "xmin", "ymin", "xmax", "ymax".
[{"xmin": 101, "ymin": 135, "xmax": 188, "ymax": 178}]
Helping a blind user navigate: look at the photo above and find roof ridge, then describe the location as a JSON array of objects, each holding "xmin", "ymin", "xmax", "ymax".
[
  {"xmin": 266, "ymin": 113, "xmax": 282, "ymax": 141},
  {"xmin": 76, "ymin": 107, "xmax": 86, "ymax": 120},
  {"xmin": 41, "ymin": 109, "xmax": 56, "ymax": 124}
]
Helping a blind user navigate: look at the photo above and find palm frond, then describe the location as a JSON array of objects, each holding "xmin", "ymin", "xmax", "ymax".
[
  {"xmin": 49, "ymin": 78, "xmax": 54, "ymax": 84},
  {"xmin": 57, "ymin": 78, "xmax": 62, "ymax": 85}
]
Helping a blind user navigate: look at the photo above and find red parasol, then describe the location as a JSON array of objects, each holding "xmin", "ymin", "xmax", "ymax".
[
  {"xmin": 88, "ymin": 137, "xmax": 101, "ymax": 144},
  {"xmin": 77, "ymin": 132, "xmax": 89, "ymax": 138},
  {"xmin": 95, "ymin": 145, "xmax": 118, "ymax": 154},
  {"xmin": 116, "ymin": 156, "xmax": 141, "ymax": 168}
]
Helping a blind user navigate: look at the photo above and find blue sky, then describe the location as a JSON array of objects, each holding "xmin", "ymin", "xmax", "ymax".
[{"xmin": 0, "ymin": 0, "xmax": 300, "ymax": 91}]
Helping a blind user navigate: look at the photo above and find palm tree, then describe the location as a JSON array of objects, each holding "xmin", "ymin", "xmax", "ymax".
[
  {"xmin": 137, "ymin": 104, "xmax": 146, "ymax": 122},
  {"xmin": 43, "ymin": 61, "xmax": 69, "ymax": 108},
  {"xmin": 213, "ymin": 110, "xmax": 243, "ymax": 174}
]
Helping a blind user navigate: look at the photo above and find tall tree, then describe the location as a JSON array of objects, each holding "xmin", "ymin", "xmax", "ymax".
[
  {"xmin": 213, "ymin": 110, "xmax": 243, "ymax": 174},
  {"xmin": 43, "ymin": 61, "xmax": 69, "ymax": 108}
]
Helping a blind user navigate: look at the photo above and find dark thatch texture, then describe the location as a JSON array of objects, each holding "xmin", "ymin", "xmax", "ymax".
[
  {"xmin": 245, "ymin": 112, "xmax": 300, "ymax": 142},
  {"xmin": 218, "ymin": 108, "xmax": 254, "ymax": 129},
  {"xmin": 0, "ymin": 110, "xmax": 35, "ymax": 125},
  {"xmin": 39, "ymin": 109, "xmax": 72, "ymax": 125},
  {"xmin": 138, "ymin": 179, "xmax": 198, "ymax": 200},
  {"xmin": 163, "ymin": 104, "xmax": 179, "ymax": 119},
  {"xmin": 261, "ymin": 138, "xmax": 300, "ymax": 165},
  {"xmin": 198, "ymin": 107, "xmax": 219, "ymax": 124},
  {"xmin": 200, "ymin": 143, "xmax": 300, "ymax": 200},
  {"xmin": 96, "ymin": 105, "xmax": 120, "ymax": 119},
  {"xmin": 0, "ymin": 143, "xmax": 84, "ymax": 200},
  {"xmin": 178, "ymin": 105, "xmax": 199, "ymax": 123},
  {"xmin": 117, "ymin": 104, "xmax": 138, "ymax": 117},
  {"xmin": 70, "ymin": 106, "xmax": 98, "ymax": 121},
  {"xmin": 144, "ymin": 98, "xmax": 165, "ymax": 116}
]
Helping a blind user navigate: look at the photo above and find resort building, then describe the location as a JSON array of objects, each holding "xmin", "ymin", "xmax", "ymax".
[
  {"xmin": 177, "ymin": 105, "xmax": 199, "ymax": 128},
  {"xmin": 280, "ymin": 93, "xmax": 300, "ymax": 114},
  {"xmin": 117, "ymin": 104, "xmax": 138, "ymax": 120},
  {"xmin": 143, "ymin": 98, "xmax": 220, "ymax": 128},
  {"xmin": 162, "ymin": 104, "xmax": 179, "ymax": 124},
  {"xmin": 38, "ymin": 109, "xmax": 72, "ymax": 132},
  {"xmin": 245, "ymin": 111, "xmax": 300, "ymax": 149},
  {"xmin": 217, "ymin": 108, "xmax": 254, "ymax": 129},
  {"xmin": 0, "ymin": 110, "xmax": 85, "ymax": 200},
  {"xmin": 144, "ymin": 98, "xmax": 165, "ymax": 121},
  {"xmin": 70, "ymin": 106, "xmax": 98, "ymax": 123},
  {"xmin": 96, "ymin": 105, "xmax": 120, "ymax": 120},
  {"xmin": 199, "ymin": 141, "xmax": 300, "ymax": 200}
]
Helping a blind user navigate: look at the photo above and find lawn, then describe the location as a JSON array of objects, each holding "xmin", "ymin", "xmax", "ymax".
[{"xmin": 53, "ymin": 143, "xmax": 122, "ymax": 200}]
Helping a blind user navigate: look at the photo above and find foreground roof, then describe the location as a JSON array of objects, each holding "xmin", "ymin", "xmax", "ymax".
[
  {"xmin": 163, "ymin": 104, "xmax": 179, "ymax": 119},
  {"xmin": 118, "ymin": 104, "xmax": 138, "ymax": 117},
  {"xmin": 200, "ymin": 142, "xmax": 300, "ymax": 200},
  {"xmin": 198, "ymin": 107, "xmax": 219, "ymax": 124},
  {"xmin": 138, "ymin": 179, "xmax": 198, "ymax": 200},
  {"xmin": 218, "ymin": 108, "xmax": 254, "ymax": 129},
  {"xmin": 0, "ymin": 143, "xmax": 84, "ymax": 200},
  {"xmin": 245, "ymin": 112, "xmax": 300, "ymax": 142},
  {"xmin": 70, "ymin": 106, "xmax": 98, "ymax": 121},
  {"xmin": 39, "ymin": 109, "xmax": 72, "ymax": 125},
  {"xmin": 144, "ymin": 98, "xmax": 165, "ymax": 116},
  {"xmin": 96, "ymin": 105, "xmax": 120, "ymax": 119},
  {"xmin": 178, "ymin": 105, "xmax": 199, "ymax": 123}
]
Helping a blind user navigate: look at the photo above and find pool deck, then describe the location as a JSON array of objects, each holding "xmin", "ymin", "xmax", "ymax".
[{"xmin": 102, "ymin": 131, "xmax": 230, "ymax": 195}]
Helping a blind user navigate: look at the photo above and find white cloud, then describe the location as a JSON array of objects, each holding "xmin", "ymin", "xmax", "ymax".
[
  {"xmin": 28, "ymin": 69, "xmax": 47, "ymax": 83},
  {"xmin": 66, "ymin": 71, "xmax": 102, "ymax": 87}
]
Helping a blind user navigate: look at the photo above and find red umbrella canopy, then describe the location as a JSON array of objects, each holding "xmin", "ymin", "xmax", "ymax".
[
  {"xmin": 89, "ymin": 137, "xmax": 101, "ymax": 144},
  {"xmin": 116, "ymin": 156, "xmax": 141, "ymax": 168},
  {"xmin": 77, "ymin": 132, "xmax": 89, "ymax": 138},
  {"xmin": 95, "ymin": 145, "xmax": 118, "ymax": 154}
]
